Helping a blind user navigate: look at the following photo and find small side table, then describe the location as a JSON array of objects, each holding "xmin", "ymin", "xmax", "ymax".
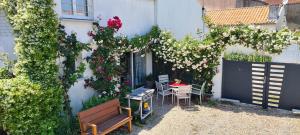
[{"xmin": 127, "ymin": 87, "xmax": 155, "ymax": 121}]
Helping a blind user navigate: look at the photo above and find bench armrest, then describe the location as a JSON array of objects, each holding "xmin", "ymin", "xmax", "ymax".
[
  {"xmin": 120, "ymin": 106, "xmax": 132, "ymax": 117},
  {"xmin": 87, "ymin": 123, "xmax": 97, "ymax": 135}
]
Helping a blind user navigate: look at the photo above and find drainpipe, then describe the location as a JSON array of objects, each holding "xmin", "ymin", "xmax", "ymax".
[
  {"xmin": 154, "ymin": 0, "xmax": 158, "ymax": 25},
  {"xmin": 276, "ymin": 0, "xmax": 288, "ymax": 30},
  {"xmin": 201, "ymin": 0, "xmax": 206, "ymax": 39},
  {"xmin": 131, "ymin": 52, "xmax": 134, "ymax": 89}
]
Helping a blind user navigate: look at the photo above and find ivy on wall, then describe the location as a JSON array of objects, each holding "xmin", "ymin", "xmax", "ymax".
[
  {"xmin": 0, "ymin": 0, "xmax": 63, "ymax": 134},
  {"xmin": 56, "ymin": 25, "xmax": 90, "ymax": 134},
  {"xmin": 0, "ymin": 53, "xmax": 15, "ymax": 79}
]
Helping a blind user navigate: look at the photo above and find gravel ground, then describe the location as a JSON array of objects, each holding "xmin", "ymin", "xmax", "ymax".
[{"xmin": 121, "ymin": 99, "xmax": 300, "ymax": 135}]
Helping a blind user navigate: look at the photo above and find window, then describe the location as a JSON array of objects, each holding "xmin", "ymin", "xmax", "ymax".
[
  {"xmin": 61, "ymin": 0, "xmax": 92, "ymax": 20},
  {"xmin": 62, "ymin": 0, "xmax": 73, "ymax": 15}
]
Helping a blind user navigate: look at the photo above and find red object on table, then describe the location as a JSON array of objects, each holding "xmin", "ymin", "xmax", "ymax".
[{"xmin": 169, "ymin": 82, "xmax": 187, "ymax": 87}]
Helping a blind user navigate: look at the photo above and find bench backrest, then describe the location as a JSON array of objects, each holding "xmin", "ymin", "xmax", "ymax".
[{"xmin": 78, "ymin": 99, "xmax": 120, "ymax": 132}]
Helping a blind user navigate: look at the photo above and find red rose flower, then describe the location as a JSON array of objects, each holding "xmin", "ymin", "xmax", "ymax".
[
  {"xmin": 97, "ymin": 56, "xmax": 104, "ymax": 63},
  {"xmin": 87, "ymin": 31, "xmax": 95, "ymax": 37},
  {"xmin": 106, "ymin": 76, "xmax": 112, "ymax": 81},
  {"xmin": 96, "ymin": 67, "xmax": 104, "ymax": 73},
  {"xmin": 124, "ymin": 80, "xmax": 130, "ymax": 85},
  {"xmin": 107, "ymin": 16, "xmax": 122, "ymax": 31}
]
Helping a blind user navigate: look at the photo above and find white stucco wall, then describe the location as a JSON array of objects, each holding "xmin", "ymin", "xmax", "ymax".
[
  {"xmin": 2, "ymin": 0, "xmax": 297, "ymax": 112},
  {"xmin": 0, "ymin": 10, "xmax": 15, "ymax": 67},
  {"xmin": 53, "ymin": 0, "xmax": 156, "ymax": 114},
  {"xmin": 156, "ymin": 0, "xmax": 207, "ymax": 39}
]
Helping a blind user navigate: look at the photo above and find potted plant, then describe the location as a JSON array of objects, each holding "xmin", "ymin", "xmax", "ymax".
[{"xmin": 145, "ymin": 74, "xmax": 154, "ymax": 88}]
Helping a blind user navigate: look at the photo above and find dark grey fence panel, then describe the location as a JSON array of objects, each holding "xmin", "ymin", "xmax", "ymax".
[
  {"xmin": 222, "ymin": 60, "xmax": 253, "ymax": 104},
  {"xmin": 223, "ymin": 60, "xmax": 300, "ymax": 110},
  {"xmin": 279, "ymin": 63, "xmax": 300, "ymax": 110}
]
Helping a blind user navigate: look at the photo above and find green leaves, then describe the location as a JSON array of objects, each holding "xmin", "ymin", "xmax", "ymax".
[
  {"xmin": 1, "ymin": 0, "xmax": 64, "ymax": 134},
  {"xmin": 224, "ymin": 53, "xmax": 272, "ymax": 62},
  {"xmin": 152, "ymin": 25, "xmax": 295, "ymax": 94},
  {"xmin": 0, "ymin": 76, "xmax": 63, "ymax": 135}
]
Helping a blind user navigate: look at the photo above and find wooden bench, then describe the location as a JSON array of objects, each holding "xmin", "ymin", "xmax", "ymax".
[{"xmin": 78, "ymin": 99, "xmax": 132, "ymax": 135}]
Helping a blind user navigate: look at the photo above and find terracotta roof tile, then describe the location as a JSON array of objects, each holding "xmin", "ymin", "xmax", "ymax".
[{"xmin": 206, "ymin": 6, "xmax": 275, "ymax": 26}]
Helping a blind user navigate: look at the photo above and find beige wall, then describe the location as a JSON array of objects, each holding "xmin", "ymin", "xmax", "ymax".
[
  {"xmin": 199, "ymin": 0, "xmax": 237, "ymax": 11},
  {"xmin": 199, "ymin": 0, "xmax": 265, "ymax": 11},
  {"xmin": 287, "ymin": 4, "xmax": 300, "ymax": 30}
]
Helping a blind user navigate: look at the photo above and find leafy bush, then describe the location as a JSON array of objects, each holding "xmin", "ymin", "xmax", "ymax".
[
  {"xmin": 0, "ymin": 53, "xmax": 15, "ymax": 79},
  {"xmin": 0, "ymin": 76, "xmax": 63, "ymax": 135},
  {"xmin": 224, "ymin": 53, "xmax": 272, "ymax": 62},
  {"xmin": 82, "ymin": 96, "xmax": 115, "ymax": 111},
  {"xmin": 1, "ymin": 0, "xmax": 64, "ymax": 134},
  {"xmin": 0, "ymin": 68, "xmax": 14, "ymax": 79},
  {"xmin": 82, "ymin": 83, "xmax": 131, "ymax": 111}
]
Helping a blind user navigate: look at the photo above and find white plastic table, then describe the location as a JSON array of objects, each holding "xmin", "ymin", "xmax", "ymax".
[{"xmin": 127, "ymin": 87, "xmax": 154, "ymax": 121}]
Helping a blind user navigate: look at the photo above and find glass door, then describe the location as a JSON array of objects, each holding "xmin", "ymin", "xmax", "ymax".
[{"xmin": 133, "ymin": 52, "xmax": 146, "ymax": 88}]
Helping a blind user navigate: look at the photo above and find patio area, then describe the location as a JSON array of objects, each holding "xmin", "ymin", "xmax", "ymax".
[
  {"xmin": 2, "ymin": 1, "xmax": 300, "ymax": 134},
  {"xmin": 114, "ymin": 98, "xmax": 300, "ymax": 135}
]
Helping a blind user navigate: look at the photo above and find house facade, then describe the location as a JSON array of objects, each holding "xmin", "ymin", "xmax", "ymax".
[
  {"xmin": 0, "ymin": 0, "xmax": 206, "ymax": 113},
  {"xmin": 262, "ymin": 0, "xmax": 300, "ymax": 29},
  {"xmin": 1, "ymin": 0, "xmax": 299, "ymax": 113}
]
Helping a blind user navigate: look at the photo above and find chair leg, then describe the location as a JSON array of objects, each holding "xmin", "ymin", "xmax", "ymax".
[
  {"xmin": 199, "ymin": 95, "xmax": 202, "ymax": 105},
  {"xmin": 172, "ymin": 94, "xmax": 174, "ymax": 104},
  {"xmin": 162, "ymin": 95, "xmax": 164, "ymax": 106},
  {"xmin": 128, "ymin": 120, "xmax": 132, "ymax": 133},
  {"xmin": 177, "ymin": 98, "xmax": 179, "ymax": 106}
]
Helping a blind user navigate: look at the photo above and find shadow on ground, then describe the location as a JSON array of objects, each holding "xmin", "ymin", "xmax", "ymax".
[{"xmin": 109, "ymin": 95, "xmax": 300, "ymax": 135}]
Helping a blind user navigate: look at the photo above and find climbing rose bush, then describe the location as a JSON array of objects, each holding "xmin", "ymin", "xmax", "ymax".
[
  {"xmin": 151, "ymin": 25, "xmax": 297, "ymax": 93},
  {"xmin": 86, "ymin": 16, "xmax": 129, "ymax": 98}
]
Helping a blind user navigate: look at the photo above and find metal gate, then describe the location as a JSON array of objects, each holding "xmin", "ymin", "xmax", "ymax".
[{"xmin": 222, "ymin": 59, "xmax": 300, "ymax": 110}]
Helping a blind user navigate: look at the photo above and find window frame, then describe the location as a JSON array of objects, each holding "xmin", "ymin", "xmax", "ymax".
[{"xmin": 61, "ymin": 0, "xmax": 93, "ymax": 20}]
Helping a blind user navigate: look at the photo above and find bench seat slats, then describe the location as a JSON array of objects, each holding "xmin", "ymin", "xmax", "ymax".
[{"xmin": 87, "ymin": 114, "xmax": 130, "ymax": 134}]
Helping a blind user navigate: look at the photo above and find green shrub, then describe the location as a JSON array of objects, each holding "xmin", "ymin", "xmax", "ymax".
[
  {"xmin": 82, "ymin": 96, "xmax": 114, "ymax": 111},
  {"xmin": 0, "ymin": 68, "xmax": 14, "ymax": 79},
  {"xmin": 0, "ymin": 76, "xmax": 63, "ymax": 135},
  {"xmin": 2, "ymin": 0, "xmax": 64, "ymax": 134},
  {"xmin": 224, "ymin": 53, "xmax": 272, "ymax": 62}
]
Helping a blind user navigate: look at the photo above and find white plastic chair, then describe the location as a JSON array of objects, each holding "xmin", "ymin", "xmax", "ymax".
[
  {"xmin": 175, "ymin": 85, "xmax": 192, "ymax": 106},
  {"xmin": 158, "ymin": 74, "xmax": 169, "ymax": 84},
  {"xmin": 192, "ymin": 81, "xmax": 206, "ymax": 104},
  {"xmin": 158, "ymin": 74, "xmax": 170, "ymax": 90},
  {"xmin": 155, "ymin": 81, "xmax": 173, "ymax": 105}
]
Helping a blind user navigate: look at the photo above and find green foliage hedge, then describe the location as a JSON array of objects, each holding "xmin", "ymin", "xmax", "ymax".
[
  {"xmin": 82, "ymin": 96, "xmax": 114, "ymax": 111},
  {"xmin": 0, "ymin": 76, "xmax": 63, "ymax": 135},
  {"xmin": 0, "ymin": 68, "xmax": 13, "ymax": 79},
  {"xmin": 1, "ymin": 0, "xmax": 64, "ymax": 134},
  {"xmin": 224, "ymin": 53, "xmax": 272, "ymax": 62}
]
